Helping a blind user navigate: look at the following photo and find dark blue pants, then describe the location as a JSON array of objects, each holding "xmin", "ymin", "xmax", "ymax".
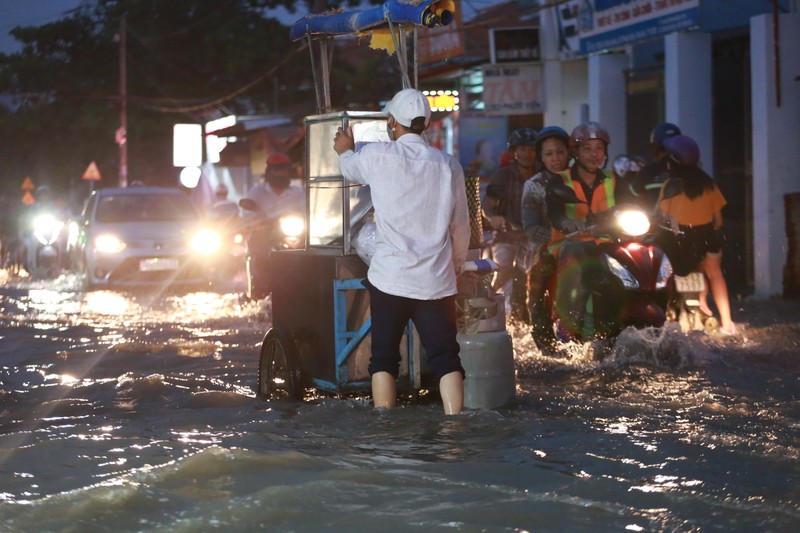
[{"xmin": 363, "ymin": 280, "xmax": 465, "ymax": 383}]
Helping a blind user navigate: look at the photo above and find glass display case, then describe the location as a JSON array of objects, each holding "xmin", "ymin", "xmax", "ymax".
[{"xmin": 304, "ymin": 111, "xmax": 389, "ymax": 254}]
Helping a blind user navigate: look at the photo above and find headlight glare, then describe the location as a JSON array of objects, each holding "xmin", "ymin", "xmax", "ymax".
[
  {"xmin": 616, "ymin": 209, "xmax": 650, "ymax": 236},
  {"xmin": 280, "ymin": 216, "xmax": 304, "ymax": 238},
  {"xmin": 95, "ymin": 234, "xmax": 125, "ymax": 254},
  {"xmin": 33, "ymin": 214, "xmax": 63, "ymax": 245},
  {"xmin": 190, "ymin": 228, "xmax": 222, "ymax": 255}
]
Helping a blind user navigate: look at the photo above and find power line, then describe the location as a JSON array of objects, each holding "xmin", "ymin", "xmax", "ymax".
[{"xmin": 135, "ymin": 40, "xmax": 307, "ymax": 114}]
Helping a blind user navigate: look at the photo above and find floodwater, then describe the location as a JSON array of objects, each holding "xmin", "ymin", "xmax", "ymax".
[{"xmin": 0, "ymin": 271, "xmax": 798, "ymax": 532}]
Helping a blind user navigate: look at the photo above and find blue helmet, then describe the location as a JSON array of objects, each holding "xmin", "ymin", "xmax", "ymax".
[{"xmin": 535, "ymin": 126, "xmax": 569, "ymax": 152}]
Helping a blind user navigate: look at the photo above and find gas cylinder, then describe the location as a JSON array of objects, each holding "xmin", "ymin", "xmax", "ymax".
[{"xmin": 459, "ymin": 330, "xmax": 515, "ymax": 410}]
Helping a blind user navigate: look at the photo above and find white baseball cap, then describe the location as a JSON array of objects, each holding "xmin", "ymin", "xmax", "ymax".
[{"xmin": 384, "ymin": 88, "xmax": 431, "ymax": 128}]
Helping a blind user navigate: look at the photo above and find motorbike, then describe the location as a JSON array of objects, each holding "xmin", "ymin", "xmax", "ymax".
[
  {"xmin": 536, "ymin": 183, "xmax": 676, "ymax": 350},
  {"xmin": 631, "ymin": 176, "xmax": 721, "ymax": 335},
  {"xmin": 669, "ymin": 270, "xmax": 719, "ymax": 334},
  {"xmin": 26, "ymin": 211, "xmax": 66, "ymax": 278},
  {"xmin": 238, "ymin": 198, "xmax": 304, "ymax": 300},
  {"xmin": 206, "ymin": 203, "xmax": 248, "ymax": 285}
]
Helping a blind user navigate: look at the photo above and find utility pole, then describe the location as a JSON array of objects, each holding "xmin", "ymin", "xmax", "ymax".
[{"xmin": 118, "ymin": 14, "xmax": 128, "ymax": 187}]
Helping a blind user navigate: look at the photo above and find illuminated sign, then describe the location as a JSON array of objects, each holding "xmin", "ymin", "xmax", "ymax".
[
  {"xmin": 424, "ymin": 90, "xmax": 460, "ymax": 112},
  {"xmin": 173, "ymin": 124, "xmax": 202, "ymax": 167}
]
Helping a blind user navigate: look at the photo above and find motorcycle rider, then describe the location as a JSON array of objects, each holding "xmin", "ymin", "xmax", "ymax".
[
  {"xmin": 628, "ymin": 122, "xmax": 681, "ymax": 210},
  {"xmin": 658, "ymin": 134, "xmax": 736, "ymax": 335},
  {"xmin": 546, "ymin": 121, "xmax": 619, "ymax": 338},
  {"xmin": 484, "ymin": 127, "xmax": 539, "ymax": 320},
  {"xmin": 22, "ymin": 185, "xmax": 68, "ymax": 274},
  {"xmin": 521, "ymin": 126, "xmax": 571, "ymax": 350},
  {"xmin": 242, "ymin": 152, "xmax": 304, "ymax": 299},
  {"xmin": 210, "ymin": 183, "xmax": 240, "ymax": 220}
]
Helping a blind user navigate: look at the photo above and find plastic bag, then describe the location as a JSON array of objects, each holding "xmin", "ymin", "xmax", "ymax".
[{"xmin": 352, "ymin": 212, "xmax": 376, "ymax": 265}]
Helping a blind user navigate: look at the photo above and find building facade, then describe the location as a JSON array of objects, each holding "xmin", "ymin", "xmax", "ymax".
[{"xmin": 422, "ymin": 0, "xmax": 799, "ymax": 298}]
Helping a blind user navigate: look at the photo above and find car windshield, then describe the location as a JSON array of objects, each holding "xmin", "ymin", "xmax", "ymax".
[{"xmin": 95, "ymin": 193, "xmax": 198, "ymax": 223}]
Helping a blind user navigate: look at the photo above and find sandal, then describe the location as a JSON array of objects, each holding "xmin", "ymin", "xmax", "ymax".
[{"xmin": 717, "ymin": 324, "xmax": 738, "ymax": 336}]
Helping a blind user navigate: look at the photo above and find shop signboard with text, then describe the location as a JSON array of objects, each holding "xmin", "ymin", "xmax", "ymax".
[
  {"xmin": 578, "ymin": 0, "xmax": 699, "ymax": 55},
  {"xmin": 481, "ymin": 63, "xmax": 543, "ymax": 116},
  {"xmin": 490, "ymin": 27, "xmax": 540, "ymax": 64}
]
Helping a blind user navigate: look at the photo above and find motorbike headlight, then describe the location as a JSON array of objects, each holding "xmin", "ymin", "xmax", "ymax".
[
  {"xmin": 279, "ymin": 216, "xmax": 304, "ymax": 238},
  {"xmin": 656, "ymin": 255, "xmax": 673, "ymax": 290},
  {"xmin": 616, "ymin": 209, "xmax": 650, "ymax": 237},
  {"xmin": 605, "ymin": 254, "xmax": 639, "ymax": 289},
  {"xmin": 95, "ymin": 234, "xmax": 125, "ymax": 254},
  {"xmin": 190, "ymin": 228, "xmax": 222, "ymax": 255},
  {"xmin": 33, "ymin": 214, "xmax": 63, "ymax": 245}
]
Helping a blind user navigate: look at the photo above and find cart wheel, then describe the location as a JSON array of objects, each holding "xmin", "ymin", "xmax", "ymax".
[{"xmin": 257, "ymin": 328, "xmax": 303, "ymax": 401}]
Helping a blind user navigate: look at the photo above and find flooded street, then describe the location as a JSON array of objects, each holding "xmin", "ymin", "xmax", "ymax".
[{"xmin": 1, "ymin": 271, "xmax": 799, "ymax": 532}]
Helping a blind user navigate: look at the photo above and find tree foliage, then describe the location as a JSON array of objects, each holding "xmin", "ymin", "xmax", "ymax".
[{"xmin": 0, "ymin": 0, "xmax": 390, "ymax": 201}]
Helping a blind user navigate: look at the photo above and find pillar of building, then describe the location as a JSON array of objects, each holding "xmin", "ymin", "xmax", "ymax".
[
  {"xmin": 588, "ymin": 52, "xmax": 628, "ymax": 158},
  {"xmin": 539, "ymin": 5, "xmax": 565, "ymax": 129},
  {"xmin": 664, "ymin": 31, "xmax": 713, "ymax": 169},
  {"xmin": 750, "ymin": 13, "xmax": 800, "ymax": 298}
]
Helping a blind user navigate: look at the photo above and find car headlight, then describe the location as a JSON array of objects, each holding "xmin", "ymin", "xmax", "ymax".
[
  {"xmin": 615, "ymin": 209, "xmax": 650, "ymax": 236},
  {"xmin": 279, "ymin": 216, "xmax": 304, "ymax": 238},
  {"xmin": 605, "ymin": 254, "xmax": 639, "ymax": 289},
  {"xmin": 656, "ymin": 255, "xmax": 673, "ymax": 290},
  {"xmin": 190, "ymin": 228, "xmax": 222, "ymax": 255},
  {"xmin": 95, "ymin": 234, "xmax": 125, "ymax": 254}
]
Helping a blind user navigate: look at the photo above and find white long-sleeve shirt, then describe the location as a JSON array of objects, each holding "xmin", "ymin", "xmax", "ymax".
[
  {"xmin": 338, "ymin": 133, "xmax": 470, "ymax": 300},
  {"xmin": 244, "ymin": 181, "xmax": 305, "ymax": 220}
]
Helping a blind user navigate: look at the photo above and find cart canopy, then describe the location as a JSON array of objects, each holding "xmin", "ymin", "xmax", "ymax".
[{"xmin": 289, "ymin": 0, "xmax": 455, "ymax": 41}]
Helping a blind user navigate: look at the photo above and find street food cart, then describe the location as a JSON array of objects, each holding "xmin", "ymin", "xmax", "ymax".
[{"xmin": 257, "ymin": 1, "xmax": 514, "ymax": 408}]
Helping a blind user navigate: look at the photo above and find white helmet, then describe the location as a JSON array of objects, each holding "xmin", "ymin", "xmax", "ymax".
[{"xmin": 613, "ymin": 155, "xmax": 630, "ymax": 178}]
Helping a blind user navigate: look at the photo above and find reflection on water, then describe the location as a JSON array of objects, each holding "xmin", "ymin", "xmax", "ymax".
[
  {"xmin": 0, "ymin": 271, "xmax": 798, "ymax": 531},
  {"xmin": 83, "ymin": 291, "xmax": 131, "ymax": 316}
]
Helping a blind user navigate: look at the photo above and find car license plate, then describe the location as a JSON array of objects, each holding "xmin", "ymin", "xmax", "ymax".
[
  {"xmin": 139, "ymin": 258, "xmax": 179, "ymax": 272},
  {"xmin": 674, "ymin": 272, "xmax": 706, "ymax": 292}
]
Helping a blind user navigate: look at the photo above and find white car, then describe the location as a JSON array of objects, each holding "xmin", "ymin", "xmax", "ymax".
[{"xmin": 69, "ymin": 186, "xmax": 222, "ymax": 289}]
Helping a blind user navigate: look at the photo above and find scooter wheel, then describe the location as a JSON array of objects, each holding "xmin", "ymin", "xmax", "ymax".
[{"xmin": 703, "ymin": 316, "xmax": 719, "ymax": 335}]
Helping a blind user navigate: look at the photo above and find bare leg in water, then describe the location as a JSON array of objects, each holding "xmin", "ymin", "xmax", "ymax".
[{"xmin": 700, "ymin": 251, "xmax": 735, "ymax": 333}]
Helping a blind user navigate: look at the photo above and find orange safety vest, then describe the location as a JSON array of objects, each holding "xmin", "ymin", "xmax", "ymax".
[{"xmin": 548, "ymin": 169, "xmax": 616, "ymax": 255}]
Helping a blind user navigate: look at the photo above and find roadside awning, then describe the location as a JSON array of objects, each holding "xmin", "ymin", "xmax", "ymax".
[{"xmin": 205, "ymin": 115, "xmax": 293, "ymax": 138}]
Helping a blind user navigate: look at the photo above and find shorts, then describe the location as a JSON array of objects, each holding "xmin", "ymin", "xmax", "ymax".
[{"xmin": 670, "ymin": 223, "xmax": 722, "ymax": 276}]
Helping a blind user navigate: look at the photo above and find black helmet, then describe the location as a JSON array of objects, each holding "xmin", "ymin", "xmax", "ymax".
[
  {"xmin": 535, "ymin": 126, "xmax": 569, "ymax": 153},
  {"xmin": 35, "ymin": 185, "xmax": 53, "ymax": 202},
  {"xmin": 649, "ymin": 122, "xmax": 681, "ymax": 148},
  {"xmin": 507, "ymin": 128, "xmax": 537, "ymax": 149}
]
